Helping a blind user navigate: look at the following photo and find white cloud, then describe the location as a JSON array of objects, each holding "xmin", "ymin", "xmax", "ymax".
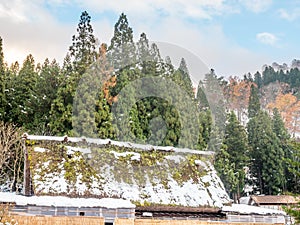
[
  {"xmin": 239, "ymin": 0, "xmax": 272, "ymax": 13},
  {"xmin": 0, "ymin": 0, "xmax": 73, "ymax": 65},
  {"xmin": 256, "ymin": 32, "xmax": 278, "ymax": 46},
  {"xmin": 79, "ymin": 0, "xmax": 235, "ymax": 20},
  {"xmin": 278, "ymin": 8, "xmax": 300, "ymax": 21},
  {"xmin": 0, "ymin": 0, "xmax": 274, "ymax": 78}
]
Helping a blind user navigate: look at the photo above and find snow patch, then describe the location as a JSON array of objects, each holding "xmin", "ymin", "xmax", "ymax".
[
  {"xmin": 222, "ymin": 203, "xmax": 286, "ymax": 215},
  {"xmin": 34, "ymin": 147, "xmax": 46, "ymax": 153},
  {"xmin": 111, "ymin": 151, "xmax": 141, "ymax": 161}
]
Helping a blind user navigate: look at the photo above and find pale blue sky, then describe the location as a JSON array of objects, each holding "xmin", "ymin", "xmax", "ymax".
[{"xmin": 1, "ymin": 0, "xmax": 300, "ymax": 77}]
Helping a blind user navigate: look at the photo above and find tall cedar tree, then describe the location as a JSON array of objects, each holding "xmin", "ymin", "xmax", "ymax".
[
  {"xmin": 108, "ymin": 14, "xmax": 143, "ymax": 142},
  {"xmin": 254, "ymin": 71, "xmax": 263, "ymax": 89},
  {"xmin": 199, "ymin": 70, "xmax": 226, "ymax": 150},
  {"xmin": 50, "ymin": 11, "xmax": 97, "ymax": 135},
  {"xmin": 215, "ymin": 111, "xmax": 249, "ymax": 201},
  {"xmin": 272, "ymin": 108, "xmax": 292, "ymax": 191},
  {"xmin": 69, "ymin": 11, "xmax": 97, "ymax": 76},
  {"xmin": 285, "ymin": 141, "xmax": 300, "ymax": 192},
  {"xmin": 248, "ymin": 84, "xmax": 260, "ymax": 118},
  {"xmin": 13, "ymin": 54, "xmax": 37, "ymax": 130},
  {"xmin": 108, "ymin": 13, "xmax": 136, "ymax": 71},
  {"xmin": 247, "ymin": 110, "xmax": 285, "ymax": 194},
  {"xmin": 31, "ymin": 58, "xmax": 61, "ymax": 134},
  {"xmin": 49, "ymin": 54, "xmax": 74, "ymax": 135},
  {"xmin": 175, "ymin": 58, "xmax": 194, "ymax": 97}
]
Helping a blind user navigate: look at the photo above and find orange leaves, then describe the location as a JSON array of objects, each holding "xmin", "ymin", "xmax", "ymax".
[
  {"xmin": 98, "ymin": 44, "xmax": 117, "ymax": 105},
  {"xmin": 225, "ymin": 77, "xmax": 255, "ymax": 121},
  {"xmin": 267, "ymin": 93, "xmax": 300, "ymax": 136}
]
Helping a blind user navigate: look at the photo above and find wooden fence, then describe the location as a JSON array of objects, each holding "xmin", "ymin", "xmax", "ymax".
[
  {"xmin": 12, "ymin": 215, "xmax": 104, "ymax": 225},
  {"xmin": 11, "ymin": 216, "xmax": 285, "ymax": 225}
]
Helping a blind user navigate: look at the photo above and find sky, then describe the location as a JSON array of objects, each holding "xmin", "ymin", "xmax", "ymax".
[{"xmin": 1, "ymin": 0, "xmax": 300, "ymax": 78}]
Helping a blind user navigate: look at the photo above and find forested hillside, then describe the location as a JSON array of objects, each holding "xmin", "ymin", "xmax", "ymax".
[{"xmin": 1, "ymin": 11, "xmax": 300, "ymax": 203}]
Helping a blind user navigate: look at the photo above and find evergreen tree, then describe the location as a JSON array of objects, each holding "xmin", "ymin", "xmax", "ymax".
[
  {"xmin": 108, "ymin": 13, "xmax": 136, "ymax": 70},
  {"xmin": 32, "ymin": 58, "xmax": 61, "ymax": 134},
  {"xmin": 50, "ymin": 11, "xmax": 97, "ymax": 136},
  {"xmin": 69, "ymin": 11, "xmax": 97, "ymax": 76},
  {"xmin": 196, "ymin": 81, "xmax": 209, "ymax": 110},
  {"xmin": 4, "ymin": 62, "xmax": 19, "ymax": 123},
  {"xmin": 136, "ymin": 33, "xmax": 156, "ymax": 76},
  {"xmin": 285, "ymin": 140, "xmax": 300, "ymax": 192},
  {"xmin": 95, "ymin": 44, "xmax": 115, "ymax": 138},
  {"xmin": 201, "ymin": 70, "xmax": 226, "ymax": 139},
  {"xmin": 175, "ymin": 58, "xmax": 194, "ymax": 97},
  {"xmin": 248, "ymin": 84, "xmax": 260, "ymax": 118},
  {"xmin": 197, "ymin": 109, "xmax": 212, "ymax": 150},
  {"xmin": 247, "ymin": 110, "xmax": 285, "ymax": 194},
  {"xmin": 49, "ymin": 54, "xmax": 75, "ymax": 135},
  {"xmin": 11, "ymin": 54, "xmax": 37, "ymax": 130},
  {"xmin": 254, "ymin": 71, "xmax": 262, "ymax": 89},
  {"xmin": 262, "ymin": 66, "xmax": 276, "ymax": 86},
  {"xmin": 215, "ymin": 112, "xmax": 249, "ymax": 201},
  {"xmin": 137, "ymin": 33, "xmax": 151, "ymax": 62},
  {"xmin": 272, "ymin": 108, "xmax": 292, "ymax": 191}
]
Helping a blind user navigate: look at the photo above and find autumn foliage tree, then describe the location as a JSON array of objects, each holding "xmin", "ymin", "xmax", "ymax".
[
  {"xmin": 267, "ymin": 93, "xmax": 300, "ymax": 136},
  {"xmin": 226, "ymin": 77, "xmax": 254, "ymax": 123}
]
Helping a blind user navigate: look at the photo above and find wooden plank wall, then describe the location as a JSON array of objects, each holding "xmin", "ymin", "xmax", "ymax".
[
  {"xmin": 12, "ymin": 215, "xmax": 105, "ymax": 225},
  {"xmin": 10, "ymin": 216, "xmax": 285, "ymax": 225}
]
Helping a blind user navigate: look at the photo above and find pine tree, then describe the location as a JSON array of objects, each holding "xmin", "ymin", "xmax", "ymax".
[
  {"xmin": 136, "ymin": 33, "xmax": 156, "ymax": 76},
  {"xmin": 69, "ymin": 11, "xmax": 97, "ymax": 76},
  {"xmin": 285, "ymin": 141, "xmax": 300, "ymax": 192},
  {"xmin": 32, "ymin": 59, "xmax": 61, "ymax": 134},
  {"xmin": 196, "ymin": 80, "xmax": 209, "ymax": 110},
  {"xmin": 201, "ymin": 70, "xmax": 226, "ymax": 137},
  {"xmin": 248, "ymin": 84, "xmax": 260, "ymax": 118},
  {"xmin": 247, "ymin": 110, "xmax": 285, "ymax": 194},
  {"xmin": 12, "ymin": 54, "xmax": 37, "ymax": 130},
  {"xmin": 49, "ymin": 54, "xmax": 75, "ymax": 135},
  {"xmin": 272, "ymin": 108, "xmax": 291, "ymax": 191},
  {"xmin": 108, "ymin": 13, "xmax": 136, "ymax": 70},
  {"xmin": 50, "ymin": 11, "xmax": 97, "ymax": 136},
  {"xmin": 95, "ymin": 44, "xmax": 115, "ymax": 138},
  {"xmin": 254, "ymin": 71, "xmax": 263, "ymax": 89},
  {"xmin": 4, "ymin": 62, "xmax": 19, "ymax": 123},
  {"xmin": 215, "ymin": 112, "xmax": 249, "ymax": 201},
  {"xmin": 262, "ymin": 66, "xmax": 276, "ymax": 86},
  {"xmin": 175, "ymin": 58, "xmax": 194, "ymax": 97},
  {"xmin": 137, "ymin": 33, "xmax": 151, "ymax": 62}
]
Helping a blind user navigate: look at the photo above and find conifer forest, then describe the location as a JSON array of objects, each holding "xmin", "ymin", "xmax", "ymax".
[{"xmin": 1, "ymin": 11, "xmax": 300, "ymax": 203}]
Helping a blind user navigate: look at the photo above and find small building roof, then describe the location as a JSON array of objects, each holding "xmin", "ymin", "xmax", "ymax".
[
  {"xmin": 250, "ymin": 195, "xmax": 298, "ymax": 205},
  {"xmin": 0, "ymin": 192, "xmax": 135, "ymax": 209},
  {"xmin": 222, "ymin": 204, "xmax": 286, "ymax": 215}
]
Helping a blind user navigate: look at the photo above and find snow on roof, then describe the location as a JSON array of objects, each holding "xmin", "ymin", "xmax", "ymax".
[
  {"xmin": 111, "ymin": 151, "xmax": 141, "ymax": 161},
  {"xmin": 222, "ymin": 204, "xmax": 286, "ymax": 215},
  {"xmin": 24, "ymin": 135, "xmax": 214, "ymax": 156},
  {"xmin": 0, "ymin": 192, "xmax": 135, "ymax": 209}
]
